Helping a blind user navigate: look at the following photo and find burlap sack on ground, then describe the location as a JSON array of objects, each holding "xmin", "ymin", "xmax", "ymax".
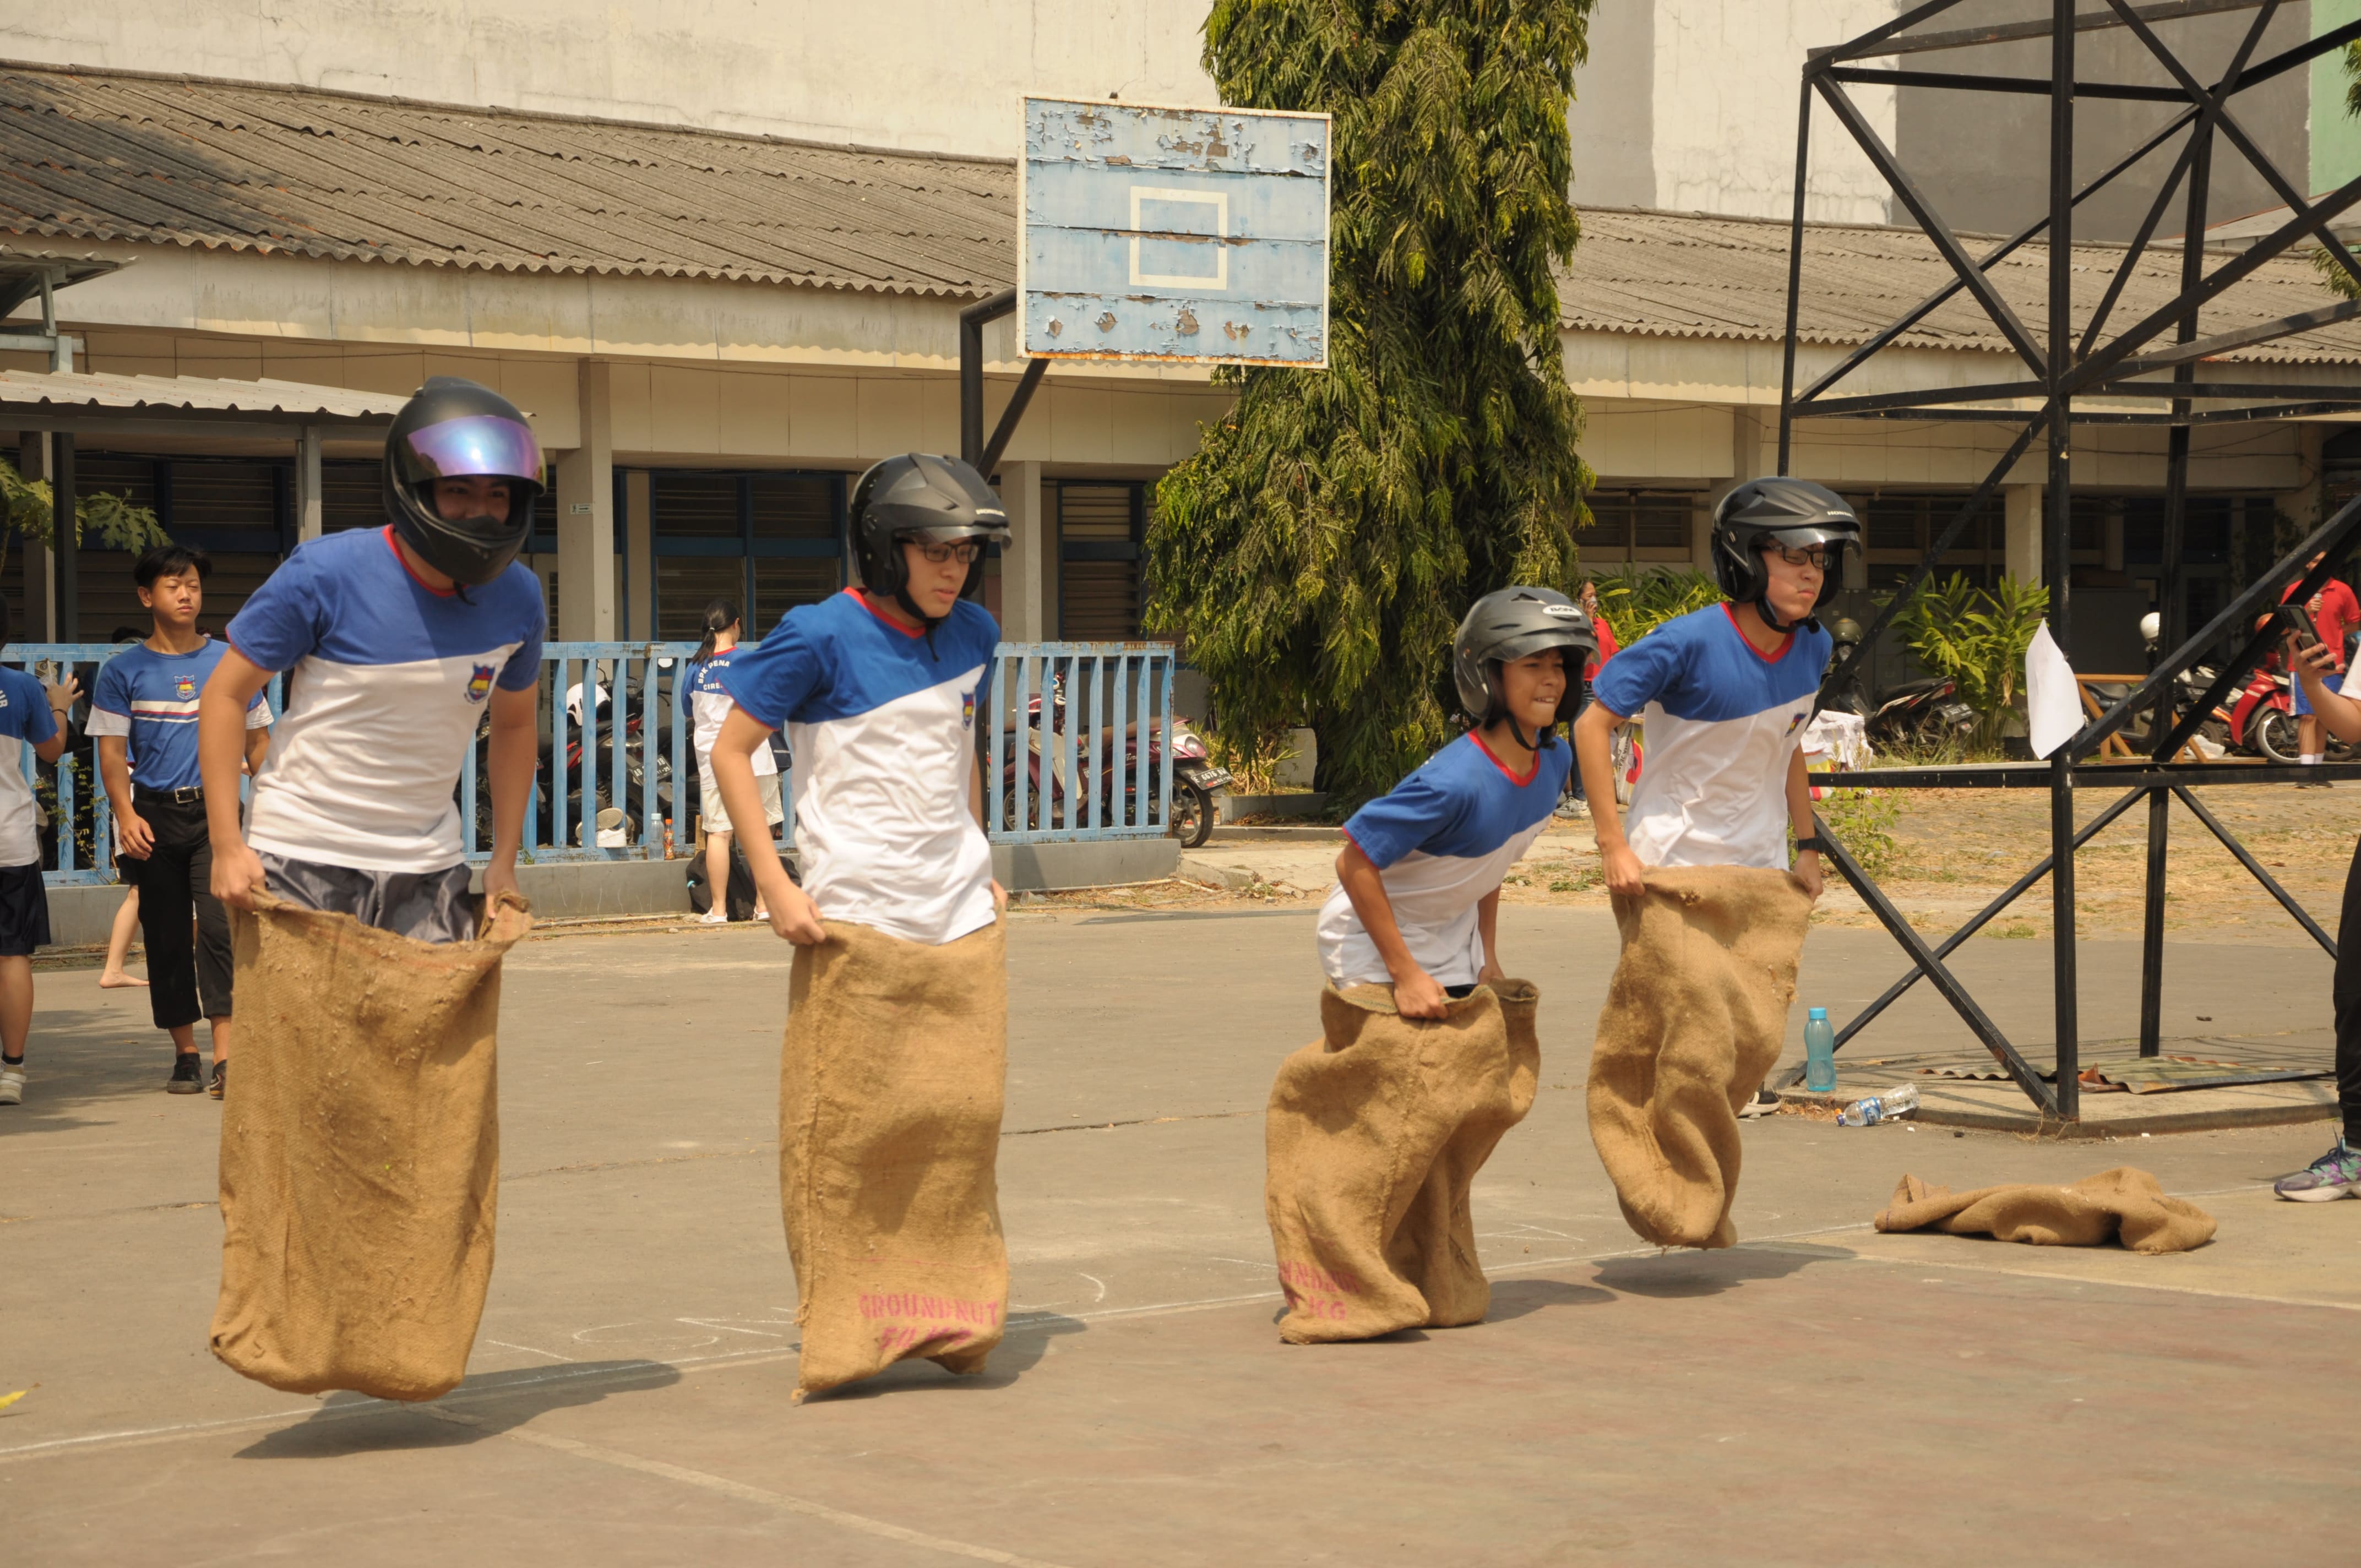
[
  {"xmin": 782, "ymin": 918, "xmax": 1009, "ymax": 1401},
  {"xmin": 1874, "ymin": 1166, "xmax": 2217, "ymax": 1253},
  {"xmin": 211, "ymin": 890, "xmax": 530, "ymax": 1401},
  {"xmin": 1264, "ymin": 979, "xmax": 1541, "ymax": 1344},
  {"xmin": 1588, "ymin": 866, "xmax": 1813, "ymax": 1250}
]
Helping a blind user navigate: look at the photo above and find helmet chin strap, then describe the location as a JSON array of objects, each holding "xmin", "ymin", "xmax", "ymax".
[{"xmin": 893, "ymin": 585, "xmax": 945, "ymax": 656}]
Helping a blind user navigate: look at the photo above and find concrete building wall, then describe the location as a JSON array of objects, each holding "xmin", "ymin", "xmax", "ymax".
[
  {"xmin": 1893, "ymin": 0, "xmax": 2316, "ymax": 243},
  {"xmin": 1568, "ymin": 1, "xmax": 1901, "ymax": 223},
  {"xmin": 0, "ymin": 0, "xmax": 1212, "ymax": 159}
]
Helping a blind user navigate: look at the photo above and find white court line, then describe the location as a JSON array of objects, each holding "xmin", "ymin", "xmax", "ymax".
[
  {"xmin": 0, "ymin": 1196, "xmax": 2322, "ymax": 1466},
  {"xmin": 420, "ymin": 1404, "xmax": 1076, "ymax": 1568},
  {"xmin": 483, "ymin": 1340, "xmax": 575, "ymax": 1363}
]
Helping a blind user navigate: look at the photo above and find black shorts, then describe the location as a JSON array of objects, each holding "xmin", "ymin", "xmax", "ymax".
[{"xmin": 0, "ymin": 863, "xmax": 52, "ymax": 956}]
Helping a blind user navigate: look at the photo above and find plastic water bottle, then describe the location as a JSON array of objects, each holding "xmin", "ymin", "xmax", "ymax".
[
  {"xmin": 1803, "ymin": 1007, "xmax": 1837, "ymax": 1093},
  {"xmin": 1837, "ymin": 1084, "xmax": 1921, "ymax": 1127}
]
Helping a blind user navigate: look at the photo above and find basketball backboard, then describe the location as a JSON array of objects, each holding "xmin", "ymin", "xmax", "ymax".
[{"xmin": 1019, "ymin": 96, "xmax": 1330, "ymax": 369}]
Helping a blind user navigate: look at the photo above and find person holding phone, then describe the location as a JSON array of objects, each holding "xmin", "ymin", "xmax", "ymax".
[
  {"xmin": 2279, "ymin": 630, "xmax": 2361, "ymax": 1197},
  {"xmin": 2285, "ymin": 553, "xmax": 2359, "ymax": 783}
]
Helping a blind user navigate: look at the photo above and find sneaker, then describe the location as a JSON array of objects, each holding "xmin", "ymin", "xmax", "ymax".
[
  {"xmin": 166, "ymin": 1053, "xmax": 205, "ymax": 1094},
  {"xmin": 208, "ymin": 1061, "xmax": 226, "ymax": 1101},
  {"xmin": 698, "ymin": 910, "xmax": 728, "ymax": 925},
  {"xmin": 1554, "ymin": 797, "xmax": 1591, "ymax": 821},
  {"xmin": 2273, "ymin": 1139, "xmax": 2361, "ymax": 1201},
  {"xmin": 1738, "ymin": 1087, "xmax": 1780, "ymax": 1119},
  {"xmin": 0, "ymin": 1064, "xmax": 23, "ymax": 1106}
]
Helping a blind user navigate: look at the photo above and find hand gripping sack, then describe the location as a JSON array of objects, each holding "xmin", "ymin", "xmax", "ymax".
[
  {"xmin": 781, "ymin": 918, "xmax": 1009, "ymax": 1401},
  {"xmin": 211, "ymin": 891, "xmax": 531, "ymax": 1401},
  {"xmin": 1264, "ymin": 979, "xmax": 1541, "ymax": 1343},
  {"xmin": 1587, "ymin": 866, "xmax": 1812, "ymax": 1249}
]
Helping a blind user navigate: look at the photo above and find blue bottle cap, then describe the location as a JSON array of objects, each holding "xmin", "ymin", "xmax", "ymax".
[{"xmin": 1808, "ymin": 1006, "xmax": 1827, "ymax": 1020}]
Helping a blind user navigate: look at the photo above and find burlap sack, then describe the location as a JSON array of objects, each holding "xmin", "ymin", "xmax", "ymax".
[
  {"xmin": 782, "ymin": 918, "xmax": 1009, "ymax": 1401},
  {"xmin": 1874, "ymin": 1166, "xmax": 2217, "ymax": 1253},
  {"xmin": 211, "ymin": 889, "xmax": 530, "ymax": 1402},
  {"xmin": 1588, "ymin": 866, "xmax": 1813, "ymax": 1250},
  {"xmin": 1264, "ymin": 979, "xmax": 1541, "ymax": 1344}
]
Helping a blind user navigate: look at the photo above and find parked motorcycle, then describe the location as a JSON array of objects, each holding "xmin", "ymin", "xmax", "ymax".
[
  {"xmin": 1823, "ymin": 619, "xmax": 1977, "ymax": 748},
  {"xmin": 1000, "ymin": 674, "xmax": 1225, "ymax": 848}
]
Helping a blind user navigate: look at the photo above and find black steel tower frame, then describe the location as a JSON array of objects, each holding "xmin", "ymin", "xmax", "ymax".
[{"xmin": 1777, "ymin": 0, "xmax": 2361, "ymax": 1123}]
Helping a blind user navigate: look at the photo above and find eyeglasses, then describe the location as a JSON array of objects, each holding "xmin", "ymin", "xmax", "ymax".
[
  {"xmin": 915, "ymin": 541, "xmax": 986, "ymax": 566},
  {"xmin": 1773, "ymin": 545, "xmax": 1833, "ymax": 571}
]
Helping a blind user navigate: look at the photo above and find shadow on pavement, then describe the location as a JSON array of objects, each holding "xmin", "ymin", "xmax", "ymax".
[
  {"xmin": 1591, "ymin": 1242, "xmax": 1842, "ymax": 1298},
  {"xmin": 1484, "ymin": 1276, "xmax": 1615, "ymax": 1320},
  {"xmin": 232, "ymin": 1358, "xmax": 683, "ymax": 1459}
]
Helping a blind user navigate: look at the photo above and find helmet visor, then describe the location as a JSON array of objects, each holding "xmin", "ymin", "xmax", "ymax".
[{"xmin": 404, "ymin": 415, "xmax": 543, "ymax": 484}]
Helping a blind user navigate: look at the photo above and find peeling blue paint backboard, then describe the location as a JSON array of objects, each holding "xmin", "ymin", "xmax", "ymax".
[{"xmin": 1019, "ymin": 97, "xmax": 1330, "ymax": 369}]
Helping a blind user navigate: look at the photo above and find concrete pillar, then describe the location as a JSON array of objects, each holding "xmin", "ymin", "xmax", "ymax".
[
  {"xmin": 295, "ymin": 426, "xmax": 324, "ymax": 543},
  {"xmin": 553, "ymin": 360, "xmax": 617, "ymax": 642},
  {"xmin": 16, "ymin": 434, "xmax": 56, "ymax": 641},
  {"xmin": 2101, "ymin": 502, "xmax": 2125, "ymax": 574},
  {"xmin": 2004, "ymin": 482, "xmax": 2044, "ymax": 586},
  {"xmin": 2279, "ymin": 423, "xmax": 2327, "ymax": 552},
  {"xmin": 1702, "ymin": 410, "xmax": 1769, "ymax": 572},
  {"xmin": 995, "ymin": 460, "xmax": 1053, "ymax": 642},
  {"xmin": 624, "ymin": 468, "xmax": 653, "ymax": 642}
]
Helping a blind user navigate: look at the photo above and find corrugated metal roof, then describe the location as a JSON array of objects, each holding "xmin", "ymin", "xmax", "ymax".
[
  {"xmin": 0, "ymin": 61, "xmax": 1014, "ymax": 298},
  {"xmin": 0, "ymin": 369, "xmax": 406, "ymax": 421},
  {"xmin": 1564, "ymin": 206, "xmax": 2361, "ymax": 366}
]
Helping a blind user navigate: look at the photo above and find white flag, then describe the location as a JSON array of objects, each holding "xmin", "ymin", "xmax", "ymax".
[{"xmin": 2025, "ymin": 623, "xmax": 2082, "ymax": 759}]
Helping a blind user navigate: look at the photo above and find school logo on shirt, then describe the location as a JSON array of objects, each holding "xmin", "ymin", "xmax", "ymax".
[
  {"xmin": 1786, "ymin": 709, "xmax": 1808, "ymax": 736},
  {"xmin": 961, "ymin": 693, "xmax": 976, "ymax": 729},
  {"xmin": 465, "ymin": 663, "xmax": 495, "ymax": 704},
  {"xmin": 174, "ymin": 675, "xmax": 196, "ymax": 701}
]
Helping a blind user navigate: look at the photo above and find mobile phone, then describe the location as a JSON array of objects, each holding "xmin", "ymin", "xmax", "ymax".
[{"xmin": 2278, "ymin": 602, "xmax": 2325, "ymax": 656}]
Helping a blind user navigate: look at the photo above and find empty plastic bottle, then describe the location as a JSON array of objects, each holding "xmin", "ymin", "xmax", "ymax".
[
  {"xmin": 1837, "ymin": 1084, "xmax": 1921, "ymax": 1126},
  {"xmin": 1804, "ymin": 1006, "xmax": 1837, "ymax": 1093}
]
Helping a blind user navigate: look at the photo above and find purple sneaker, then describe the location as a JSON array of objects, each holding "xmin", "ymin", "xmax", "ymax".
[{"xmin": 2274, "ymin": 1139, "xmax": 2361, "ymax": 1202}]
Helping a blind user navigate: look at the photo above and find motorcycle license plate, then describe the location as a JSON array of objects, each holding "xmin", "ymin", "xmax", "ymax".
[
  {"xmin": 1937, "ymin": 702, "xmax": 1973, "ymax": 725},
  {"xmin": 1193, "ymin": 769, "xmax": 1233, "ymax": 791}
]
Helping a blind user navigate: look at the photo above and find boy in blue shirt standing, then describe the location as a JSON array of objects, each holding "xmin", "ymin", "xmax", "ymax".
[
  {"xmin": 706, "ymin": 452, "xmax": 1011, "ymax": 1399},
  {"xmin": 0, "ymin": 600, "xmax": 81, "ymax": 1108},
  {"xmin": 91, "ymin": 545, "xmax": 271, "ymax": 1097},
  {"xmin": 1320, "ymin": 588, "xmax": 1596, "ymax": 1017},
  {"xmin": 199, "ymin": 378, "xmax": 547, "ymax": 946},
  {"xmin": 1574, "ymin": 478, "xmax": 1862, "ymax": 900}
]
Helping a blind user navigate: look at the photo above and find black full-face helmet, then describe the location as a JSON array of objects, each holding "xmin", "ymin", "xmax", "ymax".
[
  {"xmin": 1452, "ymin": 586, "xmax": 1599, "ymax": 749},
  {"xmin": 1711, "ymin": 477, "xmax": 1862, "ymax": 632},
  {"xmin": 850, "ymin": 454, "xmax": 1011, "ymax": 629},
  {"xmin": 382, "ymin": 377, "xmax": 545, "ymax": 587}
]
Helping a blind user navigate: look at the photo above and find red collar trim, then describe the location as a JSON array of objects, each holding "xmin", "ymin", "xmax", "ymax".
[
  {"xmin": 1470, "ymin": 731, "xmax": 1540, "ymax": 787},
  {"xmin": 384, "ymin": 526, "xmax": 456, "ymax": 598},
  {"xmin": 848, "ymin": 587, "xmax": 927, "ymax": 639},
  {"xmin": 1722, "ymin": 601, "xmax": 1793, "ymax": 663}
]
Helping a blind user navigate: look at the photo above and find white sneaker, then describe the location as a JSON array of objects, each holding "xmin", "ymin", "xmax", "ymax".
[
  {"xmin": 698, "ymin": 910, "xmax": 728, "ymax": 925},
  {"xmin": 0, "ymin": 1065, "xmax": 23, "ymax": 1106}
]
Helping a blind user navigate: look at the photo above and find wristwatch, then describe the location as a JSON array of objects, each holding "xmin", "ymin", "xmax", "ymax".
[{"xmin": 1793, "ymin": 836, "xmax": 1828, "ymax": 854}]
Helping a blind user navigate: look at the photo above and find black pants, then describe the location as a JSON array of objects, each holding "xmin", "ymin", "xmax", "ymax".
[
  {"xmin": 122, "ymin": 790, "xmax": 231, "ymax": 1031},
  {"xmin": 2337, "ymin": 835, "xmax": 2361, "ymax": 1143}
]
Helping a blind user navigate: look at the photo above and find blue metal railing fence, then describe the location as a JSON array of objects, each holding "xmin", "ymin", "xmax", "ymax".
[{"xmin": 4, "ymin": 636, "xmax": 1182, "ymax": 885}]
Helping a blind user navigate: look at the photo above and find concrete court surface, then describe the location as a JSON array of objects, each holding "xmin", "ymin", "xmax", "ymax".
[{"xmin": 3, "ymin": 905, "xmax": 2358, "ymax": 1565}]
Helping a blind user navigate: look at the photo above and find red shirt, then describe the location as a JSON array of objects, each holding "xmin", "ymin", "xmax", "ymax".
[
  {"xmin": 2284, "ymin": 576, "xmax": 2361, "ymax": 671},
  {"xmin": 1586, "ymin": 613, "xmax": 1621, "ymax": 681}
]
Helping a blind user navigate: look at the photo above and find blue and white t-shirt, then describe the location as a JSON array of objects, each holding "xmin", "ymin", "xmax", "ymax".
[
  {"xmin": 1590, "ymin": 603, "xmax": 1829, "ymax": 870},
  {"xmin": 88, "ymin": 637, "xmax": 270, "ymax": 794},
  {"xmin": 0, "ymin": 668, "xmax": 57, "ymax": 868},
  {"xmin": 679, "ymin": 652, "xmax": 777, "ymax": 778},
  {"xmin": 1316, "ymin": 733, "xmax": 1571, "ymax": 988},
  {"xmin": 719, "ymin": 590, "xmax": 996, "ymax": 946},
  {"xmin": 226, "ymin": 526, "xmax": 547, "ymax": 873}
]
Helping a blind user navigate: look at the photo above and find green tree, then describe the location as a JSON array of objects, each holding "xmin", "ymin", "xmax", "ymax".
[
  {"xmin": 0, "ymin": 454, "xmax": 171, "ymax": 598},
  {"xmin": 2315, "ymin": 43, "xmax": 2361, "ymax": 298},
  {"xmin": 1890, "ymin": 571, "xmax": 2050, "ymax": 753},
  {"xmin": 1145, "ymin": 0, "xmax": 1596, "ymax": 807}
]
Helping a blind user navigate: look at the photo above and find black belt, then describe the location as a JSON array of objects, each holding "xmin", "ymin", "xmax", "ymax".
[{"xmin": 133, "ymin": 786, "xmax": 204, "ymax": 806}]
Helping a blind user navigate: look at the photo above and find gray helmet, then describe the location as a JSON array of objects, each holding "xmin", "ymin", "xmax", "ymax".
[
  {"xmin": 1711, "ymin": 477, "xmax": 1860, "ymax": 630},
  {"xmin": 1453, "ymin": 586, "xmax": 1598, "ymax": 738},
  {"xmin": 849, "ymin": 453, "xmax": 1011, "ymax": 629}
]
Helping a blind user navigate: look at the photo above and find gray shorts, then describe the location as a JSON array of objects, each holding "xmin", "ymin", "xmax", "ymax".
[{"xmin": 259, "ymin": 853, "xmax": 482, "ymax": 946}]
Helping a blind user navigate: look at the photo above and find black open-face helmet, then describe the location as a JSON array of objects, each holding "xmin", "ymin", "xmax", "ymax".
[
  {"xmin": 850, "ymin": 453, "xmax": 1010, "ymax": 630},
  {"xmin": 1711, "ymin": 477, "xmax": 1861, "ymax": 632},
  {"xmin": 1453, "ymin": 586, "xmax": 1598, "ymax": 749},
  {"xmin": 383, "ymin": 377, "xmax": 545, "ymax": 588}
]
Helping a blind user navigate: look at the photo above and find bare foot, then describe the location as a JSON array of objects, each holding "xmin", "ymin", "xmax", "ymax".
[{"xmin": 99, "ymin": 971, "xmax": 149, "ymax": 989}]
